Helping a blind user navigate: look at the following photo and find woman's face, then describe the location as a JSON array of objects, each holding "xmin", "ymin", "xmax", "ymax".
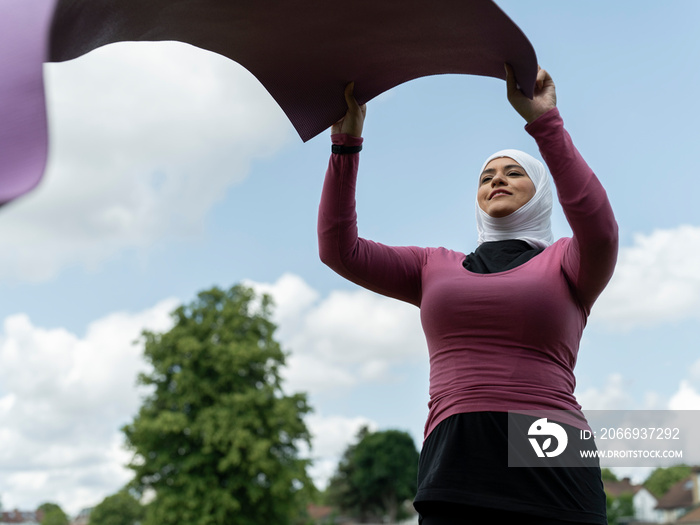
[{"xmin": 477, "ymin": 157, "xmax": 536, "ymax": 218}]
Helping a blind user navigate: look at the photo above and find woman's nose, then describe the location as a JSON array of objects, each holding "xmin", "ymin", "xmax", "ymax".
[{"xmin": 491, "ymin": 173, "xmax": 507, "ymax": 185}]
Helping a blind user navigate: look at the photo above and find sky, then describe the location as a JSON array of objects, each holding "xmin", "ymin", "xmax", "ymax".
[{"xmin": 1, "ymin": 0, "xmax": 700, "ymax": 517}]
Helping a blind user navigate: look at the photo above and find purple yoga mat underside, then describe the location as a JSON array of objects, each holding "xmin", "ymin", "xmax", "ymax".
[
  {"xmin": 0, "ymin": 0, "xmax": 537, "ymax": 204},
  {"xmin": 0, "ymin": 0, "xmax": 57, "ymax": 204}
]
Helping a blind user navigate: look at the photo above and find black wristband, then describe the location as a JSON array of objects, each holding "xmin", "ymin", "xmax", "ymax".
[{"xmin": 332, "ymin": 144, "xmax": 363, "ymax": 155}]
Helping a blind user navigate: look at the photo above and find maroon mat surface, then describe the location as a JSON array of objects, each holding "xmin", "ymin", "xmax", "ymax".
[
  {"xmin": 50, "ymin": 0, "xmax": 538, "ymax": 141},
  {"xmin": 1, "ymin": 0, "xmax": 536, "ymax": 204}
]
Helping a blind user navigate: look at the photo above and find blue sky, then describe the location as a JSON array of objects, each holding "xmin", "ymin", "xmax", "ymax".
[{"xmin": 1, "ymin": 0, "xmax": 700, "ymax": 516}]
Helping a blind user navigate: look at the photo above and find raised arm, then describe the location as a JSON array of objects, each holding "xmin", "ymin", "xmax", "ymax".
[
  {"xmin": 318, "ymin": 84, "xmax": 425, "ymax": 306},
  {"xmin": 506, "ymin": 65, "xmax": 619, "ymax": 312}
]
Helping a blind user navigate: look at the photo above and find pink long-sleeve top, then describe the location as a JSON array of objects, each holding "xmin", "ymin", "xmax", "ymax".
[{"xmin": 318, "ymin": 108, "xmax": 618, "ymax": 439}]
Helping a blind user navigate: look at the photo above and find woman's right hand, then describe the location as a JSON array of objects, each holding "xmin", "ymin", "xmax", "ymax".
[
  {"xmin": 505, "ymin": 64, "xmax": 557, "ymax": 124},
  {"xmin": 331, "ymin": 82, "xmax": 367, "ymax": 137}
]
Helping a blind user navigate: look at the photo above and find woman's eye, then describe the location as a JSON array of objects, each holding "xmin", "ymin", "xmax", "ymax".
[{"xmin": 481, "ymin": 177, "xmax": 492, "ymax": 184}]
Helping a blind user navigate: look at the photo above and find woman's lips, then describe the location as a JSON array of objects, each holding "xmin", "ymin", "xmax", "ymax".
[{"xmin": 489, "ymin": 190, "xmax": 512, "ymax": 200}]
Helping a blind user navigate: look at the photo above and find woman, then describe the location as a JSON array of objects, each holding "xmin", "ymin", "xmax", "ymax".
[{"xmin": 318, "ymin": 65, "xmax": 618, "ymax": 524}]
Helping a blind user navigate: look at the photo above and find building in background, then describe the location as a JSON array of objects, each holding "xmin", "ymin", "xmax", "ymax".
[
  {"xmin": 655, "ymin": 469, "xmax": 700, "ymax": 524},
  {"xmin": 0, "ymin": 509, "xmax": 43, "ymax": 525}
]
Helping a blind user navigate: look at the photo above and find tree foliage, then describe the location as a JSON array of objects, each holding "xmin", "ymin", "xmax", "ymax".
[
  {"xmin": 123, "ymin": 284, "xmax": 313, "ymax": 525},
  {"xmin": 601, "ymin": 468, "xmax": 618, "ymax": 482},
  {"xmin": 606, "ymin": 492, "xmax": 634, "ymax": 525},
  {"xmin": 38, "ymin": 503, "xmax": 69, "ymax": 525},
  {"xmin": 643, "ymin": 464, "xmax": 692, "ymax": 499},
  {"xmin": 327, "ymin": 427, "xmax": 419, "ymax": 522},
  {"xmin": 89, "ymin": 489, "xmax": 144, "ymax": 525}
]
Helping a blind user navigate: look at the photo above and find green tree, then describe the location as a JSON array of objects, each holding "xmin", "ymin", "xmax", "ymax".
[
  {"xmin": 89, "ymin": 489, "xmax": 144, "ymax": 525},
  {"xmin": 326, "ymin": 426, "xmax": 370, "ymax": 519},
  {"xmin": 328, "ymin": 427, "xmax": 419, "ymax": 522},
  {"xmin": 601, "ymin": 468, "xmax": 618, "ymax": 482},
  {"xmin": 38, "ymin": 503, "xmax": 69, "ymax": 525},
  {"xmin": 606, "ymin": 492, "xmax": 634, "ymax": 525},
  {"xmin": 643, "ymin": 464, "xmax": 692, "ymax": 499},
  {"xmin": 123, "ymin": 284, "xmax": 313, "ymax": 525}
]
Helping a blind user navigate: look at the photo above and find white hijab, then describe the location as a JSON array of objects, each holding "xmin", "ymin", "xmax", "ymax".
[{"xmin": 475, "ymin": 149, "xmax": 554, "ymax": 249}]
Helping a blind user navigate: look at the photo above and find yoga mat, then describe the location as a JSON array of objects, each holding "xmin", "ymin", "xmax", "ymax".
[
  {"xmin": 0, "ymin": 0, "xmax": 58, "ymax": 205},
  {"xmin": 0, "ymin": 0, "xmax": 537, "ymax": 204}
]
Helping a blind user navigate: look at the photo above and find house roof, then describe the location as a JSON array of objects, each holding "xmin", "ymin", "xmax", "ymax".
[
  {"xmin": 604, "ymin": 477, "xmax": 642, "ymax": 498},
  {"xmin": 307, "ymin": 504, "xmax": 334, "ymax": 520},
  {"xmin": 656, "ymin": 475, "xmax": 696, "ymax": 510},
  {"xmin": 677, "ymin": 505, "xmax": 700, "ymax": 523},
  {"xmin": 0, "ymin": 510, "xmax": 43, "ymax": 524}
]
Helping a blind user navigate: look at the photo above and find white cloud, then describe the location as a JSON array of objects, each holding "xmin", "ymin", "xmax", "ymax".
[
  {"xmin": 285, "ymin": 352, "xmax": 357, "ymax": 393},
  {"xmin": 674, "ymin": 356, "xmax": 700, "ymax": 402},
  {"xmin": 592, "ymin": 225, "xmax": 700, "ymax": 329},
  {"xmin": 243, "ymin": 273, "xmax": 320, "ymax": 343},
  {"xmin": 577, "ymin": 357, "xmax": 700, "ymax": 416},
  {"xmin": 576, "ymin": 373, "xmax": 636, "ymax": 410},
  {"xmin": 0, "ymin": 41, "xmax": 291, "ymax": 282},
  {"xmin": 0, "ymin": 298, "xmax": 177, "ymax": 514},
  {"xmin": 668, "ymin": 380, "xmax": 700, "ymax": 410},
  {"xmin": 303, "ymin": 414, "xmax": 378, "ymax": 490},
  {"xmin": 247, "ymin": 274, "xmax": 427, "ymax": 394}
]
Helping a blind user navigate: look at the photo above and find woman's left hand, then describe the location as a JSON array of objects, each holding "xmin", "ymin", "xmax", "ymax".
[
  {"xmin": 331, "ymin": 82, "xmax": 367, "ymax": 138},
  {"xmin": 505, "ymin": 64, "xmax": 557, "ymax": 124}
]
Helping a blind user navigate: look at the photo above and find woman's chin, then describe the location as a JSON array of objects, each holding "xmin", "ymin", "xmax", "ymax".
[{"xmin": 486, "ymin": 207, "xmax": 516, "ymax": 219}]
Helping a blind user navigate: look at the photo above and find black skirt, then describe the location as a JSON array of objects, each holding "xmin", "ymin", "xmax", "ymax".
[{"xmin": 414, "ymin": 412, "xmax": 607, "ymax": 525}]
